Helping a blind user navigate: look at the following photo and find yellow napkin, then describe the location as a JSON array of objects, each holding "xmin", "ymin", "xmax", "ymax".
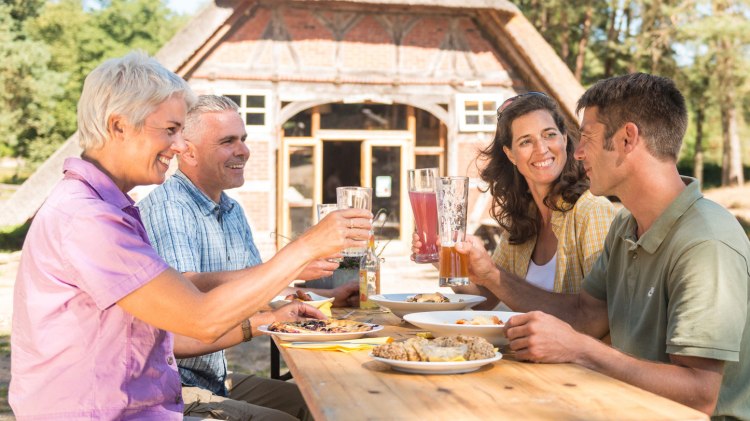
[
  {"xmin": 317, "ymin": 301, "xmax": 332, "ymax": 317},
  {"xmin": 280, "ymin": 336, "xmax": 392, "ymax": 352}
]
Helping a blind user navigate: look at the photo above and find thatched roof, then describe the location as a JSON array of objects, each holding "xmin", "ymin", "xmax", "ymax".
[{"xmin": 0, "ymin": 0, "xmax": 582, "ymax": 227}]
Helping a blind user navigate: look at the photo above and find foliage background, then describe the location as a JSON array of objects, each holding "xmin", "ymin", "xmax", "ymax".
[{"xmin": 0, "ymin": 0, "xmax": 188, "ymax": 182}]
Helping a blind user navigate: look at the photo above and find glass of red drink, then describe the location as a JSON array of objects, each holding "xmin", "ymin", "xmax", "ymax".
[
  {"xmin": 408, "ymin": 168, "xmax": 439, "ymax": 263},
  {"xmin": 436, "ymin": 176, "xmax": 469, "ymax": 287}
]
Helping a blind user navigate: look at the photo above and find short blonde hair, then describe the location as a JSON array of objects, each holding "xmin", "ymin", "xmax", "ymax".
[{"xmin": 76, "ymin": 50, "xmax": 196, "ymax": 150}]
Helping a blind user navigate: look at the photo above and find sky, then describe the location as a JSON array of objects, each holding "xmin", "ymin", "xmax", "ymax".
[{"xmin": 165, "ymin": 0, "xmax": 208, "ymax": 16}]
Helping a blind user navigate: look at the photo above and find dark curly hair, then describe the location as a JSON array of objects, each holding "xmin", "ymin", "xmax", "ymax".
[{"xmin": 479, "ymin": 93, "xmax": 588, "ymax": 244}]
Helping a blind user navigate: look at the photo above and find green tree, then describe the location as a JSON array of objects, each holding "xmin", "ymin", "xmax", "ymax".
[{"xmin": 0, "ymin": 2, "xmax": 65, "ymax": 175}]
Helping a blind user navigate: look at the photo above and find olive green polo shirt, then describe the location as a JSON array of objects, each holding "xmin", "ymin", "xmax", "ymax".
[{"xmin": 584, "ymin": 177, "xmax": 750, "ymax": 420}]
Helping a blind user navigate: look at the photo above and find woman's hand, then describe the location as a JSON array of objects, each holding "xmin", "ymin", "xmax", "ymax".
[
  {"xmin": 298, "ymin": 258, "xmax": 340, "ymax": 280},
  {"xmin": 297, "ymin": 208, "xmax": 372, "ymax": 260},
  {"xmin": 271, "ymin": 301, "xmax": 326, "ymax": 322}
]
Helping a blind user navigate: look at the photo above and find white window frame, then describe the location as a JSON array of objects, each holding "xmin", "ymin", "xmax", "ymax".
[
  {"xmin": 455, "ymin": 93, "xmax": 505, "ymax": 132},
  {"xmin": 221, "ymin": 91, "xmax": 273, "ymax": 132}
]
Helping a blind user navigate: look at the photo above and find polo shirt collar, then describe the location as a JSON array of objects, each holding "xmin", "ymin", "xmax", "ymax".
[
  {"xmin": 63, "ymin": 157, "xmax": 134, "ymax": 210},
  {"xmin": 171, "ymin": 169, "xmax": 235, "ymax": 217},
  {"xmin": 622, "ymin": 176, "xmax": 702, "ymax": 254}
]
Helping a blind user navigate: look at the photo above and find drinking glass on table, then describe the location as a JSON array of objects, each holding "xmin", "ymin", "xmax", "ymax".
[
  {"xmin": 408, "ymin": 168, "xmax": 439, "ymax": 263},
  {"xmin": 336, "ymin": 186, "xmax": 372, "ymax": 257},
  {"xmin": 436, "ymin": 176, "xmax": 469, "ymax": 287}
]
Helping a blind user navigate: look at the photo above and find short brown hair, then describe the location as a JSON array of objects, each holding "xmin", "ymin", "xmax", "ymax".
[{"xmin": 576, "ymin": 73, "xmax": 687, "ymax": 161}]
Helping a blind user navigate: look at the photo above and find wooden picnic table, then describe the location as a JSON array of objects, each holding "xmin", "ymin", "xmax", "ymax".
[{"xmin": 272, "ymin": 308, "xmax": 709, "ymax": 421}]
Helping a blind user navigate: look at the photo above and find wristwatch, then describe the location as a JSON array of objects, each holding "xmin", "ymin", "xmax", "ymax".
[{"xmin": 241, "ymin": 318, "xmax": 252, "ymax": 342}]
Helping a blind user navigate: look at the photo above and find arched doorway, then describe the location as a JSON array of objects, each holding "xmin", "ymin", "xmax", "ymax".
[{"xmin": 277, "ymin": 102, "xmax": 446, "ymax": 246}]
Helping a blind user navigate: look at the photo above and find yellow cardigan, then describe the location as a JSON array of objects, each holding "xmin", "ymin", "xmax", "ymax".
[{"xmin": 491, "ymin": 191, "xmax": 618, "ymax": 293}]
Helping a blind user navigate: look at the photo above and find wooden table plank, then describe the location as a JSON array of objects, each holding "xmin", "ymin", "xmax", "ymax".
[{"xmin": 274, "ymin": 309, "xmax": 708, "ymax": 421}]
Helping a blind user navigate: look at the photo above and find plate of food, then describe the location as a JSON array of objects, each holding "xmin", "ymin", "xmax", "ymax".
[
  {"xmin": 402, "ymin": 311, "xmax": 522, "ymax": 345},
  {"xmin": 258, "ymin": 319, "xmax": 383, "ymax": 342},
  {"xmin": 368, "ymin": 292, "xmax": 486, "ymax": 318},
  {"xmin": 370, "ymin": 335, "xmax": 501, "ymax": 374},
  {"xmin": 269, "ymin": 290, "xmax": 335, "ymax": 309}
]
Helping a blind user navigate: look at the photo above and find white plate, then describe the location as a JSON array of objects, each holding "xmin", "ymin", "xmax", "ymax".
[
  {"xmin": 368, "ymin": 293, "xmax": 486, "ymax": 318},
  {"xmin": 403, "ymin": 311, "xmax": 523, "ymax": 346},
  {"xmin": 258, "ymin": 323, "xmax": 384, "ymax": 342},
  {"xmin": 370, "ymin": 352, "xmax": 502, "ymax": 374},
  {"xmin": 268, "ymin": 292, "xmax": 335, "ymax": 309}
]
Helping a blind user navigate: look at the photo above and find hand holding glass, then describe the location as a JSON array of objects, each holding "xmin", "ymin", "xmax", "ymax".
[
  {"xmin": 336, "ymin": 187, "xmax": 372, "ymax": 257},
  {"xmin": 436, "ymin": 176, "xmax": 469, "ymax": 287},
  {"xmin": 408, "ymin": 168, "xmax": 439, "ymax": 263}
]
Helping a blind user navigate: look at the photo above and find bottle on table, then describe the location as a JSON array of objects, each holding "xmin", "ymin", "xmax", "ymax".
[{"xmin": 359, "ymin": 236, "xmax": 380, "ymax": 309}]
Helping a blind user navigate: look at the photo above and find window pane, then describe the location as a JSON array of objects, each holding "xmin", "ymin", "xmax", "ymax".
[
  {"xmin": 483, "ymin": 114, "xmax": 496, "ymax": 125},
  {"xmin": 415, "ymin": 108, "xmax": 440, "ymax": 147},
  {"xmin": 464, "ymin": 101, "xmax": 479, "ymax": 111},
  {"xmin": 246, "ymin": 113, "xmax": 265, "ymax": 126},
  {"xmin": 320, "ymin": 103, "xmax": 407, "ymax": 130},
  {"xmin": 482, "ymin": 101, "xmax": 495, "ymax": 111},
  {"xmin": 290, "ymin": 207, "xmax": 313, "ymax": 240},
  {"xmin": 288, "ymin": 146, "xmax": 314, "ymax": 200},
  {"xmin": 371, "ymin": 146, "xmax": 401, "ymax": 240},
  {"xmin": 416, "ymin": 155, "xmax": 440, "ymax": 171},
  {"xmin": 283, "ymin": 110, "xmax": 312, "ymax": 137},
  {"xmin": 226, "ymin": 95, "xmax": 242, "ymax": 107},
  {"xmin": 247, "ymin": 95, "xmax": 265, "ymax": 108},
  {"xmin": 465, "ymin": 115, "xmax": 479, "ymax": 125}
]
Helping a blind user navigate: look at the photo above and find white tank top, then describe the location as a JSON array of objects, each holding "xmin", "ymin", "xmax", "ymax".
[{"xmin": 525, "ymin": 253, "xmax": 557, "ymax": 292}]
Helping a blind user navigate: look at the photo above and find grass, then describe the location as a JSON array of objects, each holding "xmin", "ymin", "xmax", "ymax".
[
  {"xmin": 0, "ymin": 335, "xmax": 9, "ymax": 416},
  {"xmin": 0, "ymin": 223, "xmax": 29, "ymax": 252}
]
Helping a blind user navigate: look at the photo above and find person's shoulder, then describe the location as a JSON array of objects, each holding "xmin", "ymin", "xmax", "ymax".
[
  {"xmin": 574, "ymin": 190, "xmax": 616, "ymax": 212},
  {"xmin": 571, "ymin": 190, "xmax": 618, "ymax": 224},
  {"xmin": 138, "ymin": 176, "xmax": 193, "ymax": 211},
  {"xmin": 679, "ymin": 197, "xmax": 749, "ymax": 247},
  {"xmin": 43, "ymin": 177, "xmax": 120, "ymax": 220}
]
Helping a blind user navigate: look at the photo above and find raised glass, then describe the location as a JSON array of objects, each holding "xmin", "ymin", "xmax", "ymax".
[
  {"xmin": 408, "ymin": 168, "xmax": 439, "ymax": 263},
  {"xmin": 336, "ymin": 186, "xmax": 372, "ymax": 257},
  {"xmin": 436, "ymin": 176, "xmax": 469, "ymax": 287}
]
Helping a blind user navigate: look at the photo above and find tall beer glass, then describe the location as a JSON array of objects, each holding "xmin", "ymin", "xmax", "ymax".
[
  {"xmin": 436, "ymin": 176, "xmax": 469, "ymax": 287},
  {"xmin": 408, "ymin": 168, "xmax": 439, "ymax": 263},
  {"xmin": 336, "ymin": 186, "xmax": 372, "ymax": 257}
]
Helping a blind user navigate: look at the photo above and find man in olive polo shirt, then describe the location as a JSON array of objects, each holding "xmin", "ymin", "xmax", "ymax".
[{"xmin": 459, "ymin": 73, "xmax": 749, "ymax": 419}]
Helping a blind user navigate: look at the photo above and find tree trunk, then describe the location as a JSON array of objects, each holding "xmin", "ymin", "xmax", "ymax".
[
  {"xmin": 560, "ymin": 5, "xmax": 569, "ymax": 62},
  {"xmin": 693, "ymin": 103, "xmax": 704, "ymax": 187},
  {"xmin": 574, "ymin": 2, "xmax": 593, "ymax": 81},
  {"xmin": 721, "ymin": 102, "xmax": 744, "ymax": 186},
  {"xmin": 603, "ymin": 0, "xmax": 619, "ymax": 77}
]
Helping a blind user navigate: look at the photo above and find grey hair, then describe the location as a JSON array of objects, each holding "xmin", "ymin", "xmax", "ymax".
[
  {"xmin": 76, "ymin": 50, "xmax": 196, "ymax": 150},
  {"xmin": 182, "ymin": 95, "xmax": 240, "ymax": 141}
]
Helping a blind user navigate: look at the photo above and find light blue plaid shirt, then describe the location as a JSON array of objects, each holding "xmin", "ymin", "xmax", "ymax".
[{"xmin": 139, "ymin": 170, "xmax": 262, "ymax": 397}]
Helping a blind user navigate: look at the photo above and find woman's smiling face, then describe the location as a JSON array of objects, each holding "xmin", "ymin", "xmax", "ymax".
[{"xmin": 503, "ymin": 109, "xmax": 568, "ymax": 195}]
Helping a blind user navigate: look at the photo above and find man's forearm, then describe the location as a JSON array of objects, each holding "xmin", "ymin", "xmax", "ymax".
[
  {"xmin": 479, "ymin": 267, "xmax": 589, "ymax": 329},
  {"xmin": 575, "ymin": 336, "xmax": 723, "ymax": 415}
]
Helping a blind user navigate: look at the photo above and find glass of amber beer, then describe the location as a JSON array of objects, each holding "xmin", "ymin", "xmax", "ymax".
[{"xmin": 436, "ymin": 176, "xmax": 469, "ymax": 287}]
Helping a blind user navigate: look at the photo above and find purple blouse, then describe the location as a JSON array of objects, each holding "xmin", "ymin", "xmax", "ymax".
[{"xmin": 10, "ymin": 158, "xmax": 182, "ymax": 420}]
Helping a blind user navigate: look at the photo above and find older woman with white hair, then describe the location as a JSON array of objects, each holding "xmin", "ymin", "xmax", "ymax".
[{"xmin": 10, "ymin": 51, "xmax": 371, "ymax": 420}]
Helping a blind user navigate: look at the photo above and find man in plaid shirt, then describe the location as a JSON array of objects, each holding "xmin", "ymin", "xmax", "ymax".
[{"xmin": 140, "ymin": 95, "xmax": 358, "ymax": 420}]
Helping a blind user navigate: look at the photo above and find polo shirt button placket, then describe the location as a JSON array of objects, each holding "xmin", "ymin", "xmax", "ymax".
[{"xmin": 167, "ymin": 356, "xmax": 175, "ymax": 365}]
